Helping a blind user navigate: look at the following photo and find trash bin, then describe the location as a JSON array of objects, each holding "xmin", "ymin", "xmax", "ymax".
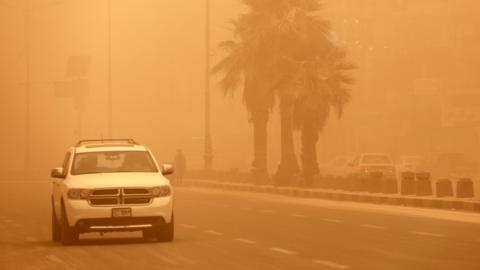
[
  {"xmin": 436, "ymin": 178, "xmax": 453, "ymax": 197},
  {"xmin": 382, "ymin": 176, "xmax": 398, "ymax": 194},
  {"xmin": 415, "ymin": 172, "xmax": 432, "ymax": 196},
  {"xmin": 400, "ymin": 171, "xmax": 416, "ymax": 195},
  {"xmin": 456, "ymin": 178, "xmax": 474, "ymax": 198},
  {"xmin": 367, "ymin": 171, "xmax": 383, "ymax": 193}
]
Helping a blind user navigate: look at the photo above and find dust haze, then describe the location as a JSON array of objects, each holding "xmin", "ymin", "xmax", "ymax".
[
  {"xmin": 1, "ymin": 1, "xmax": 480, "ymax": 269},
  {"xmin": 1, "ymin": 0, "xmax": 479, "ymax": 176}
]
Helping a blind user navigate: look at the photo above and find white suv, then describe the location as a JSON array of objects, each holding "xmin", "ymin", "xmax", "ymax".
[{"xmin": 50, "ymin": 139, "xmax": 174, "ymax": 245}]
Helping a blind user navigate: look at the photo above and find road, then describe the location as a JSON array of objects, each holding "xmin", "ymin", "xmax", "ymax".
[{"xmin": 1, "ymin": 180, "xmax": 479, "ymax": 270}]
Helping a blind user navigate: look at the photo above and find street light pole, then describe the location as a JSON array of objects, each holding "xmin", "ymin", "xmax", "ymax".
[
  {"xmin": 107, "ymin": 0, "xmax": 112, "ymax": 138},
  {"xmin": 204, "ymin": 0, "xmax": 213, "ymax": 172},
  {"xmin": 25, "ymin": 0, "xmax": 31, "ymax": 170},
  {"xmin": 0, "ymin": 0, "xmax": 67, "ymax": 171}
]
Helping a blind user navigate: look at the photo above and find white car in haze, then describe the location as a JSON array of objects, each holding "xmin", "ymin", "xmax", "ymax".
[
  {"xmin": 50, "ymin": 139, "xmax": 174, "ymax": 245},
  {"xmin": 321, "ymin": 156, "xmax": 352, "ymax": 178},
  {"xmin": 397, "ymin": 155, "xmax": 427, "ymax": 173},
  {"xmin": 346, "ymin": 153, "xmax": 396, "ymax": 178}
]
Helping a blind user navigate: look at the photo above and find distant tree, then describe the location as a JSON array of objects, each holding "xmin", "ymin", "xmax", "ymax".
[
  {"xmin": 213, "ymin": 0, "xmax": 355, "ymax": 186},
  {"xmin": 211, "ymin": 12, "xmax": 277, "ymax": 184},
  {"xmin": 292, "ymin": 48, "xmax": 355, "ymax": 187}
]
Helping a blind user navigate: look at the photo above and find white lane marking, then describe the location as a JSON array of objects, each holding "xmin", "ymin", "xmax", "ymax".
[
  {"xmin": 179, "ymin": 224, "xmax": 196, "ymax": 229},
  {"xmin": 35, "ymin": 246, "xmax": 46, "ymax": 251},
  {"xmin": 204, "ymin": 230, "xmax": 223, "ymax": 236},
  {"xmin": 410, "ymin": 231, "xmax": 444, "ymax": 238},
  {"xmin": 46, "ymin": 255, "xmax": 76, "ymax": 270},
  {"xmin": 360, "ymin": 224, "xmax": 385, "ymax": 230},
  {"xmin": 270, "ymin": 247, "xmax": 297, "ymax": 255},
  {"xmin": 313, "ymin": 259, "xmax": 350, "ymax": 269},
  {"xmin": 290, "ymin": 214, "xmax": 306, "ymax": 218},
  {"xmin": 46, "ymin": 255, "xmax": 63, "ymax": 264},
  {"xmin": 25, "ymin": 236, "xmax": 37, "ymax": 242},
  {"xmin": 235, "ymin": 238, "xmax": 256, "ymax": 244},
  {"xmin": 322, "ymin": 218, "xmax": 343, "ymax": 223},
  {"xmin": 260, "ymin": 210, "xmax": 275, "ymax": 214},
  {"xmin": 153, "ymin": 254, "xmax": 179, "ymax": 266}
]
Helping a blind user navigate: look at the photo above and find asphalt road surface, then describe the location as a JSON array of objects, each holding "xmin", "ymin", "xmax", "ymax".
[{"xmin": 1, "ymin": 180, "xmax": 480, "ymax": 270}]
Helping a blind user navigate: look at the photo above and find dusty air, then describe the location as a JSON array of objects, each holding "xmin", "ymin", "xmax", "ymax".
[{"xmin": 0, "ymin": 0, "xmax": 479, "ymax": 269}]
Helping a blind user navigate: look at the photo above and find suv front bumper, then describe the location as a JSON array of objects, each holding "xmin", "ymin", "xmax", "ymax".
[{"xmin": 64, "ymin": 196, "xmax": 173, "ymax": 229}]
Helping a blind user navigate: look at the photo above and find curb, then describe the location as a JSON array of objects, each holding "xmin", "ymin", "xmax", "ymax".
[{"xmin": 184, "ymin": 179, "xmax": 480, "ymax": 213}]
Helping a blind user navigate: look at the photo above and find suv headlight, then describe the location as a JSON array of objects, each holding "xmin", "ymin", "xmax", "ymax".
[
  {"xmin": 67, "ymin": 189, "xmax": 91, "ymax": 200},
  {"xmin": 151, "ymin": 186, "xmax": 171, "ymax": 197}
]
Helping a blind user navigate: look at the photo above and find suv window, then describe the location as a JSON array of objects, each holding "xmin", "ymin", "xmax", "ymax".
[{"xmin": 71, "ymin": 151, "xmax": 158, "ymax": 175}]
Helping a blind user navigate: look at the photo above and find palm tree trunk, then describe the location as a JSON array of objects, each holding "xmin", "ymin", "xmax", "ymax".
[
  {"xmin": 251, "ymin": 109, "xmax": 269, "ymax": 184},
  {"xmin": 275, "ymin": 94, "xmax": 299, "ymax": 186},
  {"xmin": 300, "ymin": 122, "xmax": 319, "ymax": 187}
]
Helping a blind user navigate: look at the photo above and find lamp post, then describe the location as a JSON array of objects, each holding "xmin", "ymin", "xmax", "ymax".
[
  {"xmin": 0, "ymin": 0, "xmax": 66, "ymax": 171},
  {"xmin": 107, "ymin": 0, "xmax": 112, "ymax": 138},
  {"xmin": 25, "ymin": 0, "xmax": 31, "ymax": 170},
  {"xmin": 204, "ymin": 0, "xmax": 213, "ymax": 172}
]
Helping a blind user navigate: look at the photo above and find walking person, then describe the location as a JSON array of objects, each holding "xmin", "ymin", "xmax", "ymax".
[{"xmin": 173, "ymin": 149, "xmax": 187, "ymax": 186}]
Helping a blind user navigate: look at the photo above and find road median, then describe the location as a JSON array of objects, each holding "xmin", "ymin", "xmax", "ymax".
[{"xmin": 184, "ymin": 179, "xmax": 480, "ymax": 213}]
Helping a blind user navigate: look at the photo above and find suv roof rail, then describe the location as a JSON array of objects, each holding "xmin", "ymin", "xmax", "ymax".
[{"xmin": 75, "ymin": 139, "xmax": 138, "ymax": 147}]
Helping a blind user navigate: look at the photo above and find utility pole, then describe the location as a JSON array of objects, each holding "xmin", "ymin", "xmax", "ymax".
[
  {"xmin": 0, "ymin": 0, "xmax": 67, "ymax": 171},
  {"xmin": 25, "ymin": 0, "xmax": 31, "ymax": 171},
  {"xmin": 107, "ymin": 0, "xmax": 112, "ymax": 138},
  {"xmin": 204, "ymin": 0, "xmax": 213, "ymax": 172}
]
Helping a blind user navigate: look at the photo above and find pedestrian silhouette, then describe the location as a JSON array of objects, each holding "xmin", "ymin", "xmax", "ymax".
[{"xmin": 173, "ymin": 149, "xmax": 187, "ymax": 185}]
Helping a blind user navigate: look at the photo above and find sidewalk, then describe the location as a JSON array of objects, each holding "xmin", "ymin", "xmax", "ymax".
[{"xmin": 184, "ymin": 179, "xmax": 480, "ymax": 213}]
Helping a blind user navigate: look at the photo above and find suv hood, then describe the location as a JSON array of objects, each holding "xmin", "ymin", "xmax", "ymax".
[{"xmin": 65, "ymin": 173, "xmax": 169, "ymax": 189}]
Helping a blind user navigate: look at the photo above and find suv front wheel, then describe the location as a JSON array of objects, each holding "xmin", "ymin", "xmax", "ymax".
[
  {"xmin": 143, "ymin": 214, "xmax": 174, "ymax": 242},
  {"xmin": 51, "ymin": 203, "xmax": 61, "ymax": 242},
  {"xmin": 60, "ymin": 203, "xmax": 79, "ymax": 245},
  {"xmin": 157, "ymin": 214, "xmax": 174, "ymax": 242}
]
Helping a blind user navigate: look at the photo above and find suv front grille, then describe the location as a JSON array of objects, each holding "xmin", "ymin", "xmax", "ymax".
[
  {"xmin": 123, "ymin": 188, "xmax": 150, "ymax": 195},
  {"xmin": 87, "ymin": 188, "xmax": 152, "ymax": 206},
  {"xmin": 91, "ymin": 189, "xmax": 119, "ymax": 196},
  {"xmin": 90, "ymin": 198, "xmax": 119, "ymax": 205}
]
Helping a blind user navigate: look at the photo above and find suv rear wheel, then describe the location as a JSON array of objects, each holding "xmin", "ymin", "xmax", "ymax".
[{"xmin": 60, "ymin": 203, "xmax": 79, "ymax": 245}]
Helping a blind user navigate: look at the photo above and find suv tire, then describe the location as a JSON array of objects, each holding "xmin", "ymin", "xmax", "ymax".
[
  {"xmin": 142, "ymin": 229, "xmax": 156, "ymax": 240},
  {"xmin": 51, "ymin": 204, "xmax": 61, "ymax": 242},
  {"xmin": 156, "ymin": 214, "xmax": 174, "ymax": 242},
  {"xmin": 60, "ymin": 203, "xmax": 79, "ymax": 245}
]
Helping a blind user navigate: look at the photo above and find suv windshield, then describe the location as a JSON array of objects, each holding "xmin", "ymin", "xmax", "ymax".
[{"xmin": 71, "ymin": 151, "xmax": 158, "ymax": 175}]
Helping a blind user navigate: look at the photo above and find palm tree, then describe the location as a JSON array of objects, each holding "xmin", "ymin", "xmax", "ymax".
[
  {"xmin": 263, "ymin": 0, "xmax": 334, "ymax": 186},
  {"xmin": 213, "ymin": 0, "xmax": 349, "ymax": 185},
  {"xmin": 211, "ymin": 17, "xmax": 277, "ymax": 184},
  {"xmin": 292, "ymin": 48, "xmax": 355, "ymax": 187}
]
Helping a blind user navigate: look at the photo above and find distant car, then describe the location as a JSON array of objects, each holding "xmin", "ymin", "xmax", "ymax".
[
  {"xmin": 397, "ymin": 155, "xmax": 427, "ymax": 174},
  {"xmin": 346, "ymin": 153, "xmax": 396, "ymax": 179},
  {"xmin": 321, "ymin": 156, "xmax": 351, "ymax": 178},
  {"xmin": 431, "ymin": 153, "xmax": 478, "ymax": 178},
  {"xmin": 50, "ymin": 139, "xmax": 175, "ymax": 245}
]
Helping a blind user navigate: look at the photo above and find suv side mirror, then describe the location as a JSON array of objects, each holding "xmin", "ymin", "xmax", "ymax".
[
  {"xmin": 51, "ymin": 167, "xmax": 65, "ymax": 179},
  {"xmin": 161, "ymin": 164, "xmax": 174, "ymax": 175}
]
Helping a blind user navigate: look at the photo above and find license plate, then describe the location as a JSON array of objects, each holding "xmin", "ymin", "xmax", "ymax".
[{"xmin": 112, "ymin": 208, "xmax": 132, "ymax": 218}]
